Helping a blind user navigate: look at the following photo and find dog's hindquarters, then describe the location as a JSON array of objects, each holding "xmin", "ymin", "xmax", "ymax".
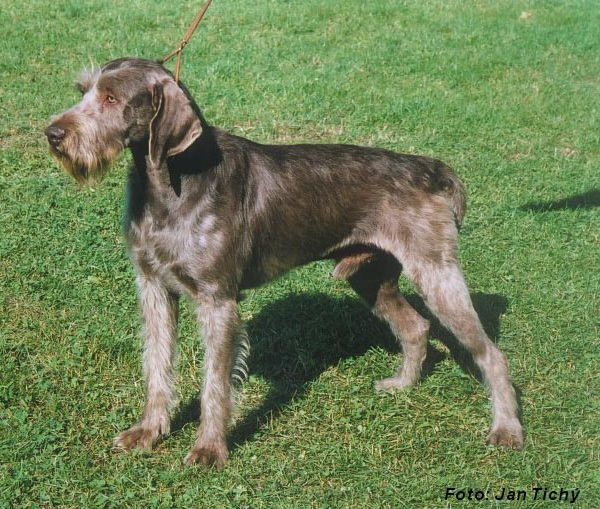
[{"xmin": 329, "ymin": 159, "xmax": 522, "ymax": 448}]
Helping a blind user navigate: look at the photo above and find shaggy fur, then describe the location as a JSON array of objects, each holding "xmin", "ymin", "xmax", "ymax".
[{"xmin": 46, "ymin": 58, "xmax": 523, "ymax": 468}]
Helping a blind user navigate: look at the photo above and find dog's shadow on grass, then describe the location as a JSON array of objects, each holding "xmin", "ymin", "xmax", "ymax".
[
  {"xmin": 520, "ymin": 188, "xmax": 600, "ymax": 212},
  {"xmin": 171, "ymin": 291, "xmax": 508, "ymax": 449}
]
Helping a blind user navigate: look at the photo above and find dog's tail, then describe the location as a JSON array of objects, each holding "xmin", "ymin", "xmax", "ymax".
[
  {"xmin": 231, "ymin": 328, "xmax": 250, "ymax": 387},
  {"xmin": 443, "ymin": 167, "xmax": 467, "ymax": 230}
]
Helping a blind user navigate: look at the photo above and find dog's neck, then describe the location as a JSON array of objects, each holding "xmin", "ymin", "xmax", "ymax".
[
  {"xmin": 129, "ymin": 141, "xmax": 149, "ymax": 175},
  {"xmin": 167, "ymin": 127, "xmax": 223, "ymax": 175},
  {"xmin": 129, "ymin": 122, "xmax": 223, "ymax": 171},
  {"xmin": 128, "ymin": 126, "xmax": 222, "ymax": 196}
]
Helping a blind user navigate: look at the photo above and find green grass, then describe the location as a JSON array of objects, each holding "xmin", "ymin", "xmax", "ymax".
[{"xmin": 1, "ymin": 0, "xmax": 599, "ymax": 507}]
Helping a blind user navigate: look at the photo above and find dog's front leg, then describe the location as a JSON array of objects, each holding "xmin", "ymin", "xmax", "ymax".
[
  {"xmin": 114, "ymin": 275, "xmax": 179, "ymax": 451},
  {"xmin": 184, "ymin": 298, "xmax": 239, "ymax": 468}
]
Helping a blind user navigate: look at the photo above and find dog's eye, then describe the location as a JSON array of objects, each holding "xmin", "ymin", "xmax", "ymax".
[{"xmin": 105, "ymin": 95, "xmax": 117, "ymax": 104}]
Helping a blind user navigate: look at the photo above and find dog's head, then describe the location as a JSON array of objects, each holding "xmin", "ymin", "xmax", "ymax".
[{"xmin": 45, "ymin": 58, "xmax": 203, "ymax": 185}]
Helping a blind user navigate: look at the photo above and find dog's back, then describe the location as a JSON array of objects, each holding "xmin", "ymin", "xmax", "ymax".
[
  {"xmin": 197, "ymin": 128, "xmax": 467, "ymax": 285},
  {"xmin": 213, "ymin": 128, "xmax": 466, "ymax": 223}
]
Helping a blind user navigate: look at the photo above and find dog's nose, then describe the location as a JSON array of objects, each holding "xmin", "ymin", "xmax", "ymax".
[{"xmin": 45, "ymin": 125, "xmax": 66, "ymax": 147}]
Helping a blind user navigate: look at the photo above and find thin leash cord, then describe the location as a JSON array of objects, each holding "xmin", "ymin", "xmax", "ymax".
[{"xmin": 159, "ymin": 0, "xmax": 213, "ymax": 83}]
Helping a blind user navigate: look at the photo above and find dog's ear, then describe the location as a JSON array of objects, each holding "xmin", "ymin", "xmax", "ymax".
[{"xmin": 148, "ymin": 79, "xmax": 203, "ymax": 168}]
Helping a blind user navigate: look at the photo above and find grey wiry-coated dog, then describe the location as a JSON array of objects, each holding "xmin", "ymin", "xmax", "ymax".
[{"xmin": 45, "ymin": 58, "xmax": 523, "ymax": 467}]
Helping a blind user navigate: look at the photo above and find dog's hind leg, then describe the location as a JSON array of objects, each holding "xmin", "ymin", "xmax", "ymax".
[
  {"xmin": 335, "ymin": 250, "xmax": 430, "ymax": 391},
  {"xmin": 402, "ymin": 254, "xmax": 523, "ymax": 449}
]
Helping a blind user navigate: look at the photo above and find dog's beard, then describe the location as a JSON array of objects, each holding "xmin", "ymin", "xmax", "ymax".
[{"xmin": 49, "ymin": 137, "xmax": 123, "ymax": 187}]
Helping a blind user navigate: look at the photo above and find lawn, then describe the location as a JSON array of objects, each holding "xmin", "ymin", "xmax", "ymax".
[{"xmin": 1, "ymin": 0, "xmax": 599, "ymax": 507}]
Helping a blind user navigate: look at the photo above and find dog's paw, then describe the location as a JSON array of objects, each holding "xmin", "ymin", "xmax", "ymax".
[
  {"xmin": 486, "ymin": 424, "xmax": 524, "ymax": 449},
  {"xmin": 113, "ymin": 425, "xmax": 161, "ymax": 452},
  {"xmin": 183, "ymin": 443, "xmax": 229, "ymax": 469},
  {"xmin": 374, "ymin": 375, "xmax": 414, "ymax": 393}
]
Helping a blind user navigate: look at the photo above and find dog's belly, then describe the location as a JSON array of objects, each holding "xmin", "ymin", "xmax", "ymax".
[{"xmin": 239, "ymin": 219, "xmax": 365, "ymax": 289}]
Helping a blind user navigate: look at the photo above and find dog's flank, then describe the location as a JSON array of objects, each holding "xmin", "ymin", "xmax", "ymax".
[{"xmin": 45, "ymin": 57, "xmax": 523, "ymax": 468}]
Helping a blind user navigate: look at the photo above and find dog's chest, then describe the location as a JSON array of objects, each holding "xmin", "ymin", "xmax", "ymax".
[{"xmin": 128, "ymin": 208, "xmax": 226, "ymax": 294}]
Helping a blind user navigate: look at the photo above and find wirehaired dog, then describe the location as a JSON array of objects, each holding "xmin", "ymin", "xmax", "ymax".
[{"xmin": 45, "ymin": 58, "xmax": 523, "ymax": 467}]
